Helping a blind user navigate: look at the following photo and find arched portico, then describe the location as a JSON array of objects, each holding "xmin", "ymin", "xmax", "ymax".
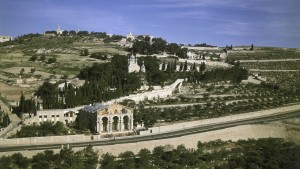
[
  {"xmin": 112, "ymin": 116, "xmax": 119, "ymax": 131},
  {"xmin": 123, "ymin": 116, "xmax": 129, "ymax": 130},
  {"xmin": 93, "ymin": 103, "xmax": 134, "ymax": 135},
  {"xmin": 101, "ymin": 117, "xmax": 108, "ymax": 132}
]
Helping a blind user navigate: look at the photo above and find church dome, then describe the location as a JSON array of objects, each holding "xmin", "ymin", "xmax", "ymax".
[{"xmin": 130, "ymin": 53, "xmax": 135, "ymax": 60}]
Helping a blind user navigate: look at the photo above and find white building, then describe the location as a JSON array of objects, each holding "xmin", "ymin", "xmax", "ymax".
[
  {"xmin": 24, "ymin": 108, "xmax": 80, "ymax": 125},
  {"xmin": 187, "ymin": 51, "xmax": 194, "ymax": 60},
  {"xmin": 81, "ymin": 103, "xmax": 134, "ymax": 134},
  {"xmin": 56, "ymin": 25, "xmax": 64, "ymax": 35},
  {"xmin": 128, "ymin": 53, "xmax": 146, "ymax": 73},
  {"xmin": 126, "ymin": 32, "xmax": 135, "ymax": 40},
  {"xmin": 126, "ymin": 32, "xmax": 154, "ymax": 42},
  {"xmin": 0, "ymin": 36, "xmax": 13, "ymax": 43}
]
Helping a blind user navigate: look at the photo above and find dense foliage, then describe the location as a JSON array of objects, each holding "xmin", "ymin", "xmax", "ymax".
[
  {"xmin": 35, "ymin": 55, "xmax": 141, "ymax": 109},
  {"xmin": 0, "ymin": 145, "xmax": 98, "ymax": 169},
  {"xmin": 35, "ymin": 53, "xmax": 247, "ymax": 110},
  {"xmin": 15, "ymin": 121, "xmax": 68, "ymax": 138},
  {"xmin": 75, "ymin": 109, "xmax": 97, "ymax": 132},
  {"xmin": 131, "ymin": 38, "xmax": 189, "ymax": 58},
  {"xmin": 99, "ymin": 138, "xmax": 300, "ymax": 169},
  {"xmin": 136, "ymin": 83, "xmax": 299, "ymax": 127},
  {"xmin": 16, "ymin": 93, "xmax": 36, "ymax": 117},
  {"xmin": 90, "ymin": 52, "xmax": 108, "ymax": 60}
]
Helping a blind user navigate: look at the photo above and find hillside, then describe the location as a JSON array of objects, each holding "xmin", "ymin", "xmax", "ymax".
[{"xmin": 0, "ymin": 34, "xmax": 128, "ymax": 101}]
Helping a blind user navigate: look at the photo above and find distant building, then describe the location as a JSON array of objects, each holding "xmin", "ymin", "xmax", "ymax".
[
  {"xmin": 140, "ymin": 61, "xmax": 146, "ymax": 73},
  {"xmin": 126, "ymin": 32, "xmax": 135, "ymax": 40},
  {"xmin": 126, "ymin": 32, "xmax": 154, "ymax": 42},
  {"xmin": 0, "ymin": 36, "xmax": 13, "ymax": 43},
  {"xmin": 24, "ymin": 108, "xmax": 78, "ymax": 125},
  {"xmin": 128, "ymin": 52, "xmax": 146, "ymax": 73},
  {"xmin": 187, "ymin": 51, "xmax": 194, "ymax": 60},
  {"xmin": 58, "ymin": 78, "xmax": 85, "ymax": 92},
  {"xmin": 56, "ymin": 25, "xmax": 64, "ymax": 35},
  {"xmin": 81, "ymin": 103, "xmax": 134, "ymax": 134}
]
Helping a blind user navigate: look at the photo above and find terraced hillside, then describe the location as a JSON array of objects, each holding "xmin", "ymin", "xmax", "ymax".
[{"xmin": 0, "ymin": 34, "xmax": 128, "ymax": 101}]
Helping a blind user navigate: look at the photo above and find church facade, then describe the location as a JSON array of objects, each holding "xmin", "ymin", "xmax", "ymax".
[
  {"xmin": 81, "ymin": 103, "xmax": 134, "ymax": 134},
  {"xmin": 128, "ymin": 53, "xmax": 146, "ymax": 73}
]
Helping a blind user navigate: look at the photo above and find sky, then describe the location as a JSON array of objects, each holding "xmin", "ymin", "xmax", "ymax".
[{"xmin": 0, "ymin": 0, "xmax": 299, "ymax": 48}]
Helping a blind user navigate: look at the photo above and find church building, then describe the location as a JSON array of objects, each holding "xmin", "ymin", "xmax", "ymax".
[
  {"xmin": 81, "ymin": 103, "xmax": 134, "ymax": 135},
  {"xmin": 128, "ymin": 53, "xmax": 146, "ymax": 73}
]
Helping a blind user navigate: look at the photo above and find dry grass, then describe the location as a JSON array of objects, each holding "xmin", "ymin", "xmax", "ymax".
[{"xmin": 0, "ymin": 83, "xmax": 33, "ymax": 101}]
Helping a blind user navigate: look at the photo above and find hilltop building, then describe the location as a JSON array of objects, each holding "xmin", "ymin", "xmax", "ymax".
[
  {"xmin": 0, "ymin": 36, "xmax": 13, "ymax": 43},
  {"xmin": 126, "ymin": 32, "xmax": 135, "ymax": 40},
  {"xmin": 126, "ymin": 32, "xmax": 154, "ymax": 42},
  {"xmin": 56, "ymin": 25, "xmax": 64, "ymax": 35}
]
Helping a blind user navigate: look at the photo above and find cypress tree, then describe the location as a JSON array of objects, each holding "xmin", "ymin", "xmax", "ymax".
[{"xmin": 18, "ymin": 93, "xmax": 25, "ymax": 117}]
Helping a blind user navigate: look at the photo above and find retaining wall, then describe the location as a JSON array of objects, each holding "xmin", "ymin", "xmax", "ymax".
[
  {"xmin": 0, "ymin": 124, "xmax": 287, "ymax": 158},
  {"xmin": 140, "ymin": 104, "xmax": 300, "ymax": 135},
  {"xmin": 0, "ymin": 134, "xmax": 98, "ymax": 146}
]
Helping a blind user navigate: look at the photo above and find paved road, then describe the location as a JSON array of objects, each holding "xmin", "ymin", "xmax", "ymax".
[
  {"xmin": 249, "ymin": 69, "xmax": 300, "ymax": 72},
  {"xmin": 239, "ymin": 59, "xmax": 300, "ymax": 63},
  {"xmin": 0, "ymin": 110, "xmax": 299, "ymax": 152}
]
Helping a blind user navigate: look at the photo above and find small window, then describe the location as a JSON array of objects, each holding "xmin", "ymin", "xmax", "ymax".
[
  {"xmin": 39, "ymin": 116, "xmax": 42, "ymax": 118},
  {"xmin": 52, "ymin": 115, "xmax": 55, "ymax": 117},
  {"xmin": 70, "ymin": 113, "xmax": 73, "ymax": 117},
  {"xmin": 56, "ymin": 115, "xmax": 59, "ymax": 117},
  {"xmin": 44, "ymin": 115, "xmax": 47, "ymax": 118}
]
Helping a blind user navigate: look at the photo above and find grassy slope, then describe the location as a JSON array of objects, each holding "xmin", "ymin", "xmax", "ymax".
[{"xmin": 0, "ymin": 36, "xmax": 128, "ymax": 101}]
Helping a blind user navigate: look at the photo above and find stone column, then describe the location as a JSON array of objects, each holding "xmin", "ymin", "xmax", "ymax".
[
  {"xmin": 130, "ymin": 116, "xmax": 134, "ymax": 131},
  {"xmin": 187, "ymin": 65, "xmax": 191, "ymax": 71},
  {"xmin": 119, "ymin": 116, "xmax": 123, "ymax": 131},
  {"xmin": 176, "ymin": 65, "xmax": 180, "ymax": 71},
  {"xmin": 109, "ymin": 117, "xmax": 112, "ymax": 133},
  {"xmin": 109, "ymin": 121, "xmax": 112, "ymax": 133},
  {"xmin": 96, "ymin": 118, "xmax": 100, "ymax": 133},
  {"xmin": 100, "ymin": 120, "xmax": 103, "ymax": 133}
]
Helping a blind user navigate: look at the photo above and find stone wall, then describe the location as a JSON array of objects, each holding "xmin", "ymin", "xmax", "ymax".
[
  {"xmin": 107, "ymin": 79, "xmax": 184, "ymax": 104},
  {"xmin": 0, "ymin": 134, "xmax": 98, "ymax": 146},
  {"xmin": 0, "ymin": 124, "xmax": 287, "ymax": 158},
  {"xmin": 140, "ymin": 104, "xmax": 300, "ymax": 135},
  {"xmin": 178, "ymin": 59, "xmax": 232, "ymax": 68},
  {"xmin": 94, "ymin": 124, "xmax": 286, "ymax": 156}
]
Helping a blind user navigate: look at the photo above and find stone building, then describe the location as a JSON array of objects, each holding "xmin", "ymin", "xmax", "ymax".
[
  {"xmin": 23, "ymin": 108, "xmax": 79, "ymax": 125},
  {"xmin": 81, "ymin": 103, "xmax": 134, "ymax": 134},
  {"xmin": 0, "ymin": 36, "xmax": 13, "ymax": 43},
  {"xmin": 128, "ymin": 53, "xmax": 146, "ymax": 73},
  {"xmin": 56, "ymin": 25, "xmax": 64, "ymax": 35}
]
